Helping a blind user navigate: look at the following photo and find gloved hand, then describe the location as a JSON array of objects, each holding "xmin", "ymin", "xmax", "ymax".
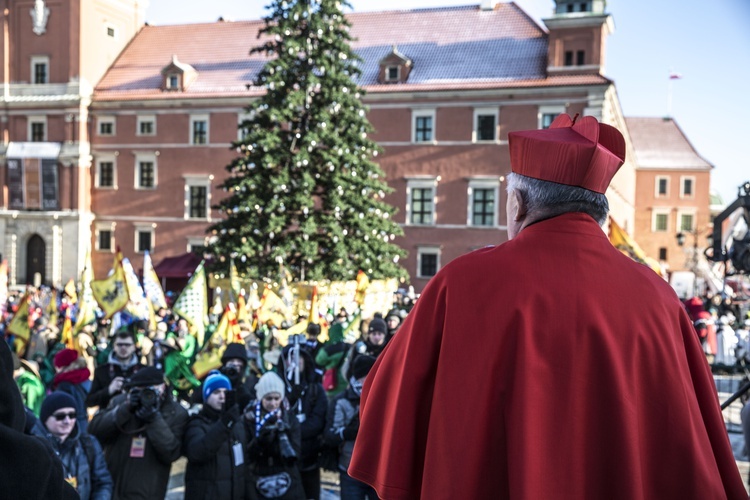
[
  {"xmin": 257, "ymin": 425, "xmax": 278, "ymax": 446},
  {"xmin": 127, "ymin": 390, "xmax": 141, "ymax": 413},
  {"xmin": 342, "ymin": 416, "xmax": 359, "ymax": 440},
  {"xmin": 221, "ymin": 404, "xmax": 241, "ymax": 428},
  {"xmin": 135, "ymin": 404, "xmax": 158, "ymax": 423}
]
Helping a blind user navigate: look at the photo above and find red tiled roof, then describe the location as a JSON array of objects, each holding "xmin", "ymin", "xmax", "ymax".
[
  {"xmin": 624, "ymin": 117, "xmax": 712, "ymax": 170},
  {"xmin": 94, "ymin": 3, "xmax": 610, "ymax": 101}
]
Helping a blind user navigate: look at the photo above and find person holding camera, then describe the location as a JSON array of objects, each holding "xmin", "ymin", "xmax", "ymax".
[
  {"xmin": 183, "ymin": 370, "xmax": 248, "ymax": 500},
  {"xmin": 221, "ymin": 342, "xmax": 255, "ymax": 410},
  {"xmin": 86, "ymin": 328, "xmax": 145, "ymax": 411},
  {"xmin": 89, "ymin": 366, "xmax": 188, "ymax": 499},
  {"xmin": 246, "ymin": 371, "xmax": 305, "ymax": 500}
]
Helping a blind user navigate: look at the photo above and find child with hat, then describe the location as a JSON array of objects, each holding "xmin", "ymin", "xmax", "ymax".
[{"xmin": 246, "ymin": 372, "xmax": 306, "ymax": 499}]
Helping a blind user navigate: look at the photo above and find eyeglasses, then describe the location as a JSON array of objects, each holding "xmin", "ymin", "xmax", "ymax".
[
  {"xmin": 115, "ymin": 343, "xmax": 134, "ymax": 348},
  {"xmin": 52, "ymin": 412, "xmax": 77, "ymax": 421}
]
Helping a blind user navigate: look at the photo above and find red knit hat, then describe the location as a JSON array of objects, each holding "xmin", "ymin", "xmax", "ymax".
[
  {"xmin": 508, "ymin": 114, "xmax": 626, "ymax": 194},
  {"xmin": 53, "ymin": 348, "xmax": 79, "ymax": 369}
]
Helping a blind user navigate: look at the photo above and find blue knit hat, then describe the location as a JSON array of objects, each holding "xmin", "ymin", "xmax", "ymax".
[{"xmin": 202, "ymin": 370, "xmax": 231, "ymax": 402}]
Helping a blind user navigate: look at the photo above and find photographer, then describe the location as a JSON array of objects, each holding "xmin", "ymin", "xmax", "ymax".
[
  {"xmin": 86, "ymin": 328, "xmax": 145, "ymax": 410},
  {"xmin": 220, "ymin": 342, "xmax": 255, "ymax": 410},
  {"xmin": 246, "ymin": 371, "xmax": 305, "ymax": 500},
  {"xmin": 89, "ymin": 366, "xmax": 188, "ymax": 499},
  {"xmin": 183, "ymin": 371, "xmax": 248, "ymax": 500}
]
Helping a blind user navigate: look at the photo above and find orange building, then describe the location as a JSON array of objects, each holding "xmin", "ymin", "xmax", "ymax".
[
  {"xmin": 626, "ymin": 116, "xmax": 713, "ymax": 273},
  {"xmin": 0, "ymin": 0, "xmax": 639, "ymax": 291}
]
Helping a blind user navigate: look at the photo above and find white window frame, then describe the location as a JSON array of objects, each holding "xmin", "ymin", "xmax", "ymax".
[
  {"xmin": 406, "ymin": 177, "xmax": 438, "ymax": 226},
  {"xmin": 680, "ymin": 175, "xmax": 696, "ymax": 199},
  {"xmin": 166, "ymin": 73, "xmax": 180, "ymax": 90},
  {"xmin": 238, "ymin": 112, "xmax": 254, "ymax": 141},
  {"xmin": 677, "ymin": 209, "xmax": 696, "ymax": 232},
  {"xmin": 655, "ymin": 175, "xmax": 669, "ymax": 198},
  {"xmin": 190, "ymin": 114, "xmax": 210, "ymax": 145},
  {"xmin": 134, "ymin": 224, "xmax": 156, "ymax": 254},
  {"xmin": 184, "ymin": 174, "xmax": 212, "ymax": 221},
  {"xmin": 651, "ymin": 208, "xmax": 670, "ymax": 233},
  {"xmin": 97, "ymin": 116, "xmax": 116, "ymax": 136},
  {"xmin": 95, "ymin": 155, "xmax": 117, "ymax": 189},
  {"xmin": 411, "ymin": 109, "xmax": 436, "ymax": 144},
  {"xmin": 28, "ymin": 115, "xmax": 47, "ymax": 141},
  {"xmin": 467, "ymin": 178, "xmax": 500, "ymax": 227},
  {"xmin": 136, "ymin": 115, "xmax": 156, "ymax": 136},
  {"xmin": 30, "ymin": 55, "xmax": 49, "ymax": 84},
  {"xmin": 416, "ymin": 246, "xmax": 441, "ymax": 279},
  {"xmin": 134, "ymin": 153, "xmax": 158, "ymax": 189},
  {"xmin": 95, "ymin": 222, "xmax": 115, "ymax": 252},
  {"xmin": 473, "ymin": 107, "xmax": 498, "ymax": 142},
  {"xmin": 187, "ymin": 237, "xmax": 208, "ymax": 254},
  {"xmin": 385, "ymin": 65, "xmax": 400, "ymax": 82},
  {"xmin": 538, "ymin": 105, "xmax": 565, "ymax": 129}
]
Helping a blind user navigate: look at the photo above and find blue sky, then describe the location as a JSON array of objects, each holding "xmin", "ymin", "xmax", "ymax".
[{"xmin": 146, "ymin": 0, "xmax": 750, "ymax": 205}]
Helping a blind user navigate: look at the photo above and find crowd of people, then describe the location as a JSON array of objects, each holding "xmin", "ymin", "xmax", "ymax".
[{"xmin": 2, "ymin": 284, "xmax": 410, "ymax": 500}]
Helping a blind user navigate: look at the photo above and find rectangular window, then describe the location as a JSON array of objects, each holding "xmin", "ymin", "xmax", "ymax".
[
  {"xmin": 168, "ymin": 75, "xmax": 179, "ymax": 89},
  {"xmin": 576, "ymin": 50, "xmax": 585, "ymax": 66},
  {"xmin": 386, "ymin": 66, "xmax": 399, "ymax": 81},
  {"xmin": 656, "ymin": 177, "xmax": 668, "ymax": 196},
  {"xmin": 680, "ymin": 213, "xmax": 694, "ymax": 232},
  {"xmin": 579, "ymin": 2, "xmax": 590, "ymax": 11},
  {"xmin": 31, "ymin": 56, "xmax": 49, "ymax": 84},
  {"xmin": 98, "ymin": 162, "xmax": 114, "ymax": 188},
  {"xmin": 189, "ymin": 186, "xmax": 207, "ymax": 219},
  {"xmin": 107, "ymin": 26, "xmax": 116, "ymax": 37},
  {"xmin": 137, "ymin": 230, "xmax": 153, "ymax": 253},
  {"xmin": 191, "ymin": 115, "xmax": 209, "ymax": 145},
  {"xmin": 658, "ymin": 247, "xmax": 667, "ymax": 261},
  {"xmin": 567, "ymin": 3, "xmax": 575, "ymax": 12},
  {"xmin": 417, "ymin": 248, "xmax": 440, "ymax": 278},
  {"xmin": 411, "ymin": 187, "xmax": 434, "ymax": 225},
  {"xmin": 564, "ymin": 51, "xmax": 574, "ymax": 66},
  {"xmin": 137, "ymin": 116, "xmax": 156, "ymax": 136},
  {"xmin": 415, "ymin": 116, "xmax": 433, "ymax": 142},
  {"xmin": 654, "ymin": 213, "xmax": 668, "ymax": 232},
  {"xmin": 98, "ymin": 230, "xmax": 113, "ymax": 251},
  {"xmin": 30, "ymin": 122, "xmax": 45, "ymax": 142},
  {"xmin": 472, "ymin": 188, "xmax": 495, "ymax": 226},
  {"xmin": 98, "ymin": 117, "xmax": 115, "ymax": 136},
  {"xmin": 682, "ymin": 177, "xmax": 694, "ymax": 197},
  {"xmin": 138, "ymin": 162, "xmax": 155, "ymax": 188},
  {"xmin": 476, "ymin": 114, "xmax": 496, "ymax": 141},
  {"xmin": 542, "ymin": 113, "xmax": 556, "ymax": 129}
]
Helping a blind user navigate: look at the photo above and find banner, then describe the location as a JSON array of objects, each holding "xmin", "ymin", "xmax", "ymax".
[
  {"xmin": 609, "ymin": 218, "xmax": 666, "ymax": 277},
  {"xmin": 91, "ymin": 251, "xmax": 129, "ymax": 319},
  {"xmin": 172, "ymin": 261, "xmax": 208, "ymax": 346},
  {"xmin": 143, "ymin": 250, "xmax": 168, "ymax": 310}
]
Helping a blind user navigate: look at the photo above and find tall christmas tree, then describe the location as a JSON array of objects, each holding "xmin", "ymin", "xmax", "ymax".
[{"xmin": 209, "ymin": 0, "xmax": 407, "ymax": 282}]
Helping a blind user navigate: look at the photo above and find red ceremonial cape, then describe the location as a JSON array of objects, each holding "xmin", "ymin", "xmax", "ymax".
[{"xmin": 349, "ymin": 213, "xmax": 746, "ymax": 499}]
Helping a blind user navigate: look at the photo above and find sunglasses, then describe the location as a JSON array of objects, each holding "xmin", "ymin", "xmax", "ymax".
[
  {"xmin": 115, "ymin": 343, "xmax": 134, "ymax": 348},
  {"xmin": 52, "ymin": 412, "xmax": 77, "ymax": 421}
]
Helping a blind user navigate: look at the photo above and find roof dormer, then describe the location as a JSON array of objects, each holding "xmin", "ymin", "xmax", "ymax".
[
  {"xmin": 161, "ymin": 55, "xmax": 197, "ymax": 92},
  {"xmin": 543, "ymin": 0, "xmax": 614, "ymax": 76},
  {"xmin": 378, "ymin": 45, "xmax": 413, "ymax": 84}
]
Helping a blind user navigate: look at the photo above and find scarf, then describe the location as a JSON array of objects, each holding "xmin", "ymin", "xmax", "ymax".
[{"xmin": 52, "ymin": 368, "xmax": 91, "ymax": 390}]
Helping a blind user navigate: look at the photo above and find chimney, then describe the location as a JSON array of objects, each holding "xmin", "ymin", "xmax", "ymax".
[{"xmin": 480, "ymin": 0, "xmax": 500, "ymax": 11}]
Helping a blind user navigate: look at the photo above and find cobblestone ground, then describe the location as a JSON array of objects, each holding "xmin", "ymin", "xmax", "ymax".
[{"xmin": 164, "ymin": 375, "xmax": 750, "ymax": 499}]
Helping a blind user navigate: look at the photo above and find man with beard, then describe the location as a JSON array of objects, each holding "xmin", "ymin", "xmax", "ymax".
[
  {"xmin": 89, "ymin": 366, "xmax": 188, "ymax": 499},
  {"xmin": 86, "ymin": 329, "xmax": 145, "ymax": 411}
]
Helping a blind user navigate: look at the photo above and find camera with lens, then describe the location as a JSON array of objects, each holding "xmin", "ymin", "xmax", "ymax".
[
  {"xmin": 131, "ymin": 386, "xmax": 159, "ymax": 410},
  {"xmin": 220, "ymin": 365, "xmax": 240, "ymax": 379},
  {"xmin": 275, "ymin": 420, "xmax": 297, "ymax": 460}
]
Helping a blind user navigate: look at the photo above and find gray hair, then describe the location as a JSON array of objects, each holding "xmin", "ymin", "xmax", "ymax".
[{"xmin": 506, "ymin": 173, "xmax": 609, "ymax": 226}]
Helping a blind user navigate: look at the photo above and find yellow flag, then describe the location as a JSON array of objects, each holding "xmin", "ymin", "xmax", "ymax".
[
  {"xmin": 257, "ymin": 288, "xmax": 288, "ymax": 327},
  {"xmin": 74, "ymin": 249, "xmax": 98, "ymax": 334},
  {"xmin": 64, "ymin": 278, "xmax": 77, "ymax": 304},
  {"xmin": 609, "ymin": 218, "xmax": 665, "ymax": 277},
  {"xmin": 172, "ymin": 261, "xmax": 208, "ymax": 347},
  {"xmin": 276, "ymin": 320, "xmax": 308, "ymax": 347},
  {"xmin": 60, "ymin": 309, "xmax": 75, "ymax": 350},
  {"xmin": 237, "ymin": 294, "xmax": 250, "ymax": 323},
  {"xmin": 7, "ymin": 293, "xmax": 31, "ymax": 354},
  {"xmin": 91, "ymin": 251, "xmax": 129, "ymax": 319},
  {"xmin": 192, "ymin": 348, "xmax": 224, "ymax": 380},
  {"xmin": 46, "ymin": 288, "xmax": 59, "ymax": 328},
  {"xmin": 355, "ymin": 270, "xmax": 369, "ymax": 305},
  {"xmin": 216, "ymin": 306, "xmax": 243, "ymax": 344}
]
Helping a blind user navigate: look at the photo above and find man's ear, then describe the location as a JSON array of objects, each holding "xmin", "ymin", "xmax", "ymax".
[{"xmin": 512, "ymin": 189, "xmax": 527, "ymax": 221}]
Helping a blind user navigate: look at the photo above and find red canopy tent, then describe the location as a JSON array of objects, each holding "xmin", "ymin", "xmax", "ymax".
[{"xmin": 153, "ymin": 252, "xmax": 202, "ymax": 294}]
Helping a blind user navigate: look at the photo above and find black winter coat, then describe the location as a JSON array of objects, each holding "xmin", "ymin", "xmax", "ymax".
[
  {"xmin": 88, "ymin": 392, "xmax": 188, "ymax": 499},
  {"xmin": 85, "ymin": 357, "xmax": 144, "ymax": 409},
  {"xmin": 183, "ymin": 405, "xmax": 248, "ymax": 500}
]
